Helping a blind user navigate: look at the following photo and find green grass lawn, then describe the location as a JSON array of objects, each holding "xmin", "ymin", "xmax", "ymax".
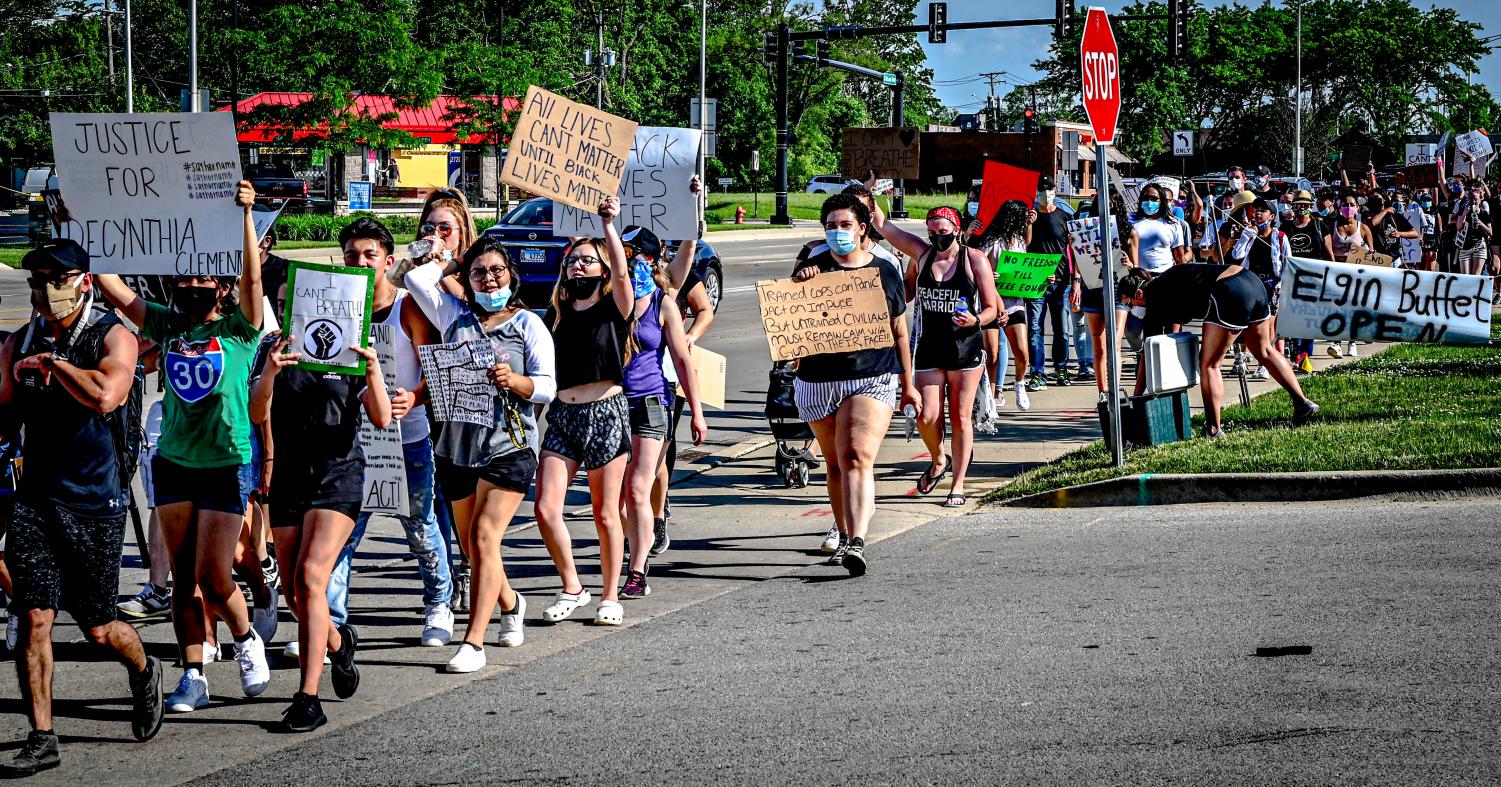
[
  {"xmin": 0, "ymin": 247, "xmax": 25, "ymax": 268},
  {"xmin": 989, "ymin": 331, "xmax": 1501, "ymax": 502},
  {"xmin": 707, "ymin": 192, "xmax": 968, "ymax": 223}
]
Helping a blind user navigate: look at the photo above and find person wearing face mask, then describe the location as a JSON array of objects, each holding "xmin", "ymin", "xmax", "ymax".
[
  {"xmin": 0, "ymin": 240, "xmax": 163, "ymax": 776},
  {"xmin": 1127, "ymin": 183, "xmax": 1189, "ymax": 274},
  {"xmin": 1225, "ymin": 166, "xmax": 1248, "ymax": 196},
  {"xmin": 1325, "ymin": 194, "xmax": 1375, "ymax": 359},
  {"xmin": 1024, "ymin": 174, "xmax": 1075, "ymax": 390},
  {"xmin": 92, "ymin": 181, "xmax": 272, "ymax": 714},
  {"xmin": 1453, "ymin": 179, "xmax": 1493, "ymax": 277},
  {"xmin": 1364, "ymin": 191, "xmax": 1418, "ymax": 263},
  {"xmin": 959, "ymin": 185, "xmax": 983, "ymax": 236},
  {"xmin": 973, "ymin": 200, "xmax": 1035, "ymax": 410},
  {"xmin": 1416, "ymin": 190, "xmax": 1441, "ymax": 272},
  {"xmin": 796, "ymin": 182, "xmax": 901, "ymax": 274},
  {"xmin": 613, "ymin": 226, "xmax": 708, "ymax": 601},
  {"xmin": 405, "ymin": 236, "xmax": 558, "ymax": 672},
  {"xmin": 875, "ymin": 205, "xmax": 999, "ymax": 508}
]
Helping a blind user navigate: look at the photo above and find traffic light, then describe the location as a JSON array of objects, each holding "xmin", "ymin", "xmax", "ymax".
[
  {"xmin": 763, "ymin": 30, "xmax": 777, "ymax": 65},
  {"xmin": 1168, "ymin": 0, "xmax": 1189, "ymax": 57},
  {"xmin": 928, "ymin": 2, "xmax": 947, "ymax": 44},
  {"xmin": 1055, "ymin": 0, "xmax": 1074, "ymax": 40},
  {"xmin": 1024, "ymin": 106, "xmax": 1037, "ymax": 138},
  {"xmin": 816, "ymin": 39, "xmax": 830, "ymax": 65}
]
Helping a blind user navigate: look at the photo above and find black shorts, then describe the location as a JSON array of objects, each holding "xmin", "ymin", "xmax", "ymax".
[
  {"xmin": 270, "ymin": 459, "xmax": 363, "ymax": 524},
  {"xmin": 542, "ymin": 395, "xmax": 632, "ymax": 471},
  {"xmin": 1205, "ymin": 269, "xmax": 1273, "ymax": 331},
  {"xmin": 152, "ymin": 456, "xmax": 256, "ymax": 516},
  {"xmin": 6, "ymin": 500, "xmax": 126, "ymax": 629},
  {"xmin": 627, "ymin": 395, "xmax": 669, "ymax": 440},
  {"xmin": 436, "ymin": 450, "xmax": 538, "ymax": 500}
]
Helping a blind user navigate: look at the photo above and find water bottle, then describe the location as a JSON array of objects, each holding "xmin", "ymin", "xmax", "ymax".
[
  {"xmin": 953, "ymin": 301, "xmax": 970, "ymax": 319},
  {"xmin": 903, "ymin": 404, "xmax": 916, "ymax": 442}
]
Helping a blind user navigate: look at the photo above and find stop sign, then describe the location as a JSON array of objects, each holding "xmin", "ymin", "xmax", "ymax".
[{"xmin": 1080, "ymin": 7, "xmax": 1120, "ymax": 146}]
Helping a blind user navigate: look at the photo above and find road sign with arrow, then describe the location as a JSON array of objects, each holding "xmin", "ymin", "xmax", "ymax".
[{"xmin": 1173, "ymin": 130, "xmax": 1193, "ymax": 157}]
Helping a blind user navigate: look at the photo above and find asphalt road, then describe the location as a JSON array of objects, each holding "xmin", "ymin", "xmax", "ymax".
[{"xmin": 181, "ymin": 496, "xmax": 1501, "ymax": 786}]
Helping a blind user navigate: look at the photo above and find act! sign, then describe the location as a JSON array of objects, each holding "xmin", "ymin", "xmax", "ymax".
[
  {"xmin": 49, "ymin": 112, "xmax": 244, "ymax": 275},
  {"xmin": 1080, "ymin": 8, "xmax": 1120, "ymax": 146},
  {"xmin": 553, "ymin": 126, "xmax": 702, "ymax": 240},
  {"xmin": 1277, "ymin": 256, "xmax": 1493, "ymax": 345},
  {"xmin": 501, "ymin": 85, "xmax": 638, "ymax": 211}
]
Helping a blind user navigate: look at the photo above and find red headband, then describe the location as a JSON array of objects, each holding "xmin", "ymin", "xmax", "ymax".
[{"xmin": 927, "ymin": 206, "xmax": 962, "ymax": 227}]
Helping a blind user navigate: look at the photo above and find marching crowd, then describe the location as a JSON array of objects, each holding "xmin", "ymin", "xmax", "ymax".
[{"xmin": 0, "ymin": 153, "xmax": 1494, "ymax": 775}]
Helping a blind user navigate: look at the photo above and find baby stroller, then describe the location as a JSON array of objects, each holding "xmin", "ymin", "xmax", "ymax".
[{"xmin": 765, "ymin": 361, "xmax": 818, "ymax": 489}]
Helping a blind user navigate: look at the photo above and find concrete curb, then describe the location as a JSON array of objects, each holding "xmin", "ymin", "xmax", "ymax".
[{"xmin": 997, "ymin": 467, "xmax": 1501, "ymax": 508}]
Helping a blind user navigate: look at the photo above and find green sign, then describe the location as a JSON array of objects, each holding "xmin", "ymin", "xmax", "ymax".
[
  {"xmin": 282, "ymin": 261, "xmax": 376, "ymax": 375},
  {"xmin": 994, "ymin": 252, "xmax": 1061, "ymax": 298},
  {"xmin": 882, "ymin": 73, "xmax": 898, "ymax": 86},
  {"xmin": 311, "ymin": 149, "xmax": 326, "ymax": 167}
]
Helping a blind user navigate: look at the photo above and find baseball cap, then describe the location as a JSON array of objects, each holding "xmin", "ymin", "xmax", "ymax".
[
  {"xmin": 620, "ymin": 225, "xmax": 662, "ymax": 260},
  {"xmin": 1037, "ymin": 174, "xmax": 1055, "ymax": 190},
  {"xmin": 22, "ymin": 238, "xmax": 91, "ymax": 273}
]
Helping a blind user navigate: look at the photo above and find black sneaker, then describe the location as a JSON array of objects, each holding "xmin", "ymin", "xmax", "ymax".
[
  {"xmin": 281, "ymin": 692, "xmax": 327, "ymax": 733},
  {"xmin": 1292, "ymin": 398, "xmax": 1321, "ymax": 427},
  {"xmin": 825, "ymin": 537, "xmax": 848, "ymax": 566},
  {"xmin": 330, "ymin": 624, "xmax": 360, "ymax": 699},
  {"xmin": 130, "ymin": 655, "xmax": 165, "ymax": 741},
  {"xmin": 841, "ymin": 538, "xmax": 868, "ymax": 577},
  {"xmin": 0, "ymin": 731, "xmax": 60, "ymax": 777},
  {"xmin": 648, "ymin": 517, "xmax": 670, "ymax": 557},
  {"xmin": 1077, "ymin": 367, "xmax": 1097, "ymax": 383}
]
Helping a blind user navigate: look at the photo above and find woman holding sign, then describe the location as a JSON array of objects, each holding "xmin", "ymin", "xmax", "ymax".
[
  {"xmin": 791, "ymin": 194, "xmax": 918, "ymax": 574},
  {"xmin": 93, "ymin": 181, "xmax": 273, "ymax": 713},
  {"xmin": 876, "ymin": 206, "xmax": 998, "ymax": 508},
  {"xmin": 404, "ymin": 237, "xmax": 557, "ymax": 673}
]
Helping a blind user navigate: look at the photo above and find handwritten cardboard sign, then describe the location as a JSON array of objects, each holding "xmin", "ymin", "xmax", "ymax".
[
  {"xmin": 1278, "ymin": 256, "xmax": 1493, "ymax": 344},
  {"xmin": 49, "ymin": 112, "xmax": 244, "ymax": 275},
  {"xmin": 1067, "ymin": 216, "xmax": 1130, "ymax": 289},
  {"xmin": 360, "ymin": 322, "xmax": 408, "ymax": 517},
  {"xmin": 1345, "ymin": 244, "xmax": 1394, "ymax": 269},
  {"xmin": 282, "ymin": 261, "xmax": 375, "ymax": 375},
  {"xmin": 418, "ymin": 340, "xmax": 497, "ymax": 426},
  {"xmin": 553, "ymin": 126, "xmax": 702, "ymax": 239},
  {"xmin": 977, "ymin": 161, "xmax": 1040, "ymax": 233},
  {"xmin": 993, "ymin": 252, "xmax": 1061, "ymax": 298},
  {"xmin": 1399, "ymin": 163, "xmax": 1441, "ymax": 189},
  {"xmin": 756, "ymin": 268, "xmax": 893, "ymax": 361},
  {"xmin": 840, "ymin": 127, "xmax": 920, "ymax": 180},
  {"xmin": 1405, "ymin": 143, "xmax": 1437, "ymax": 165},
  {"xmin": 501, "ymin": 85, "xmax": 638, "ymax": 212},
  {"xmin": 1455, "ymin": 130, "xmax": 1493, "ymax": 161}
]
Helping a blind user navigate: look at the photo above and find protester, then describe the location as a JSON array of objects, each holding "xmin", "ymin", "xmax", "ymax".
[
  {"xmin": 1453, "ymin": 179, "xmax": 1493, "ymax": 276},
  {"xmin": 973, "ymin": 200, "xmax": 1033, "ymax": 410},
  {"xmin": 0, "ymin": 240, "xmax": 163, "ymax": 776},
  {"xmin": 1025, "ymin": 174, "xmax": 1073, "ymax": 390},
  {"xmin": 797, "ymin": 182, "xmax": 901, "ymax": 273},
  {"xmin": 651, "ymin": 244, "xmax": 717, "ymax": 555},
  {"xmin": 1327, "ymin": 193, "xmax": 1376, "ymax": 358},
  {"xmin": 793, "ymin": 193, "xmax": 918, "ymax": 574},
  {"xmin": 1365, "ymin": 191, "xmax": 1419, "ymax": 262},
  {"xmin": 1128, "ymin": 181, "xmax": 1189, "ymax": 274},
  {"xmin": 1281, "ymin": 190, "xmax": 1331, "ymax": 368},
  {"xmin": 93, "ymin": 180, "xmax": 272, "ymax": 713},
  {"xmin": 533, "ymin": 196, "xmax": 634, "ymax": 626},
  {"xmin": 1225, "ymin": 197, "xmax": 1292, "ymax": 379},
  {"xmin": 1069, "ymin": 196, "xmax": 1133, "ymax": 402}
]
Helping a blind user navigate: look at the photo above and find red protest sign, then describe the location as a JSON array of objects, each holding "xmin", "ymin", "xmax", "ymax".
[
  {"xmin": 1398, "ymin": 163, "xmax": 1441, "ymax": 189},
  {"xmin": 976, "ymin": 160, "xmax": 1041, "ymax": 233}
]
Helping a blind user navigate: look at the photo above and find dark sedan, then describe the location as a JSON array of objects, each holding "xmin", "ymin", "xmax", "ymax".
[{"xmin": 480, "ymin": 198, "xmax": 724, "ymax": 311}]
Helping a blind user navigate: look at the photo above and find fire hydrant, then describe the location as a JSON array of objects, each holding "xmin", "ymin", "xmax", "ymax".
[{"xmin": 735, "ymin": 205, "xmax": 746, "ymax": 224}]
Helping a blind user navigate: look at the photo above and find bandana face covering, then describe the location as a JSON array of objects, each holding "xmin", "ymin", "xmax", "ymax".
[{"xmin": 630, "ymin": 257, "xmax": 658, "ymax": 298}]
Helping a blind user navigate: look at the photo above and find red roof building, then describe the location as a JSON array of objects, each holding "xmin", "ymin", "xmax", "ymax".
[{"xmin": 222, "ymin": 92, "xmax": 521, "ymax": 145}]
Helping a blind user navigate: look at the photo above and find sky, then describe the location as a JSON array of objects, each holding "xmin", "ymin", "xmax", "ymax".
[{"xmin": 914, "ymin": 0, "xmax": 1501, "ymax": 118}]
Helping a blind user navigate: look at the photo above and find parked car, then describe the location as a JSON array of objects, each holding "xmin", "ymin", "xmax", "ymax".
[
  {"xmin": 805, "ymin": 175, "xmax": 857, "ymax": 194},
  {"xmin": 480, "ymin": 197, "xmax": 725, "ymax": 312},
  {"xmin": 249, "ymin": 172, "xmax": 312, "ymax": 214}
]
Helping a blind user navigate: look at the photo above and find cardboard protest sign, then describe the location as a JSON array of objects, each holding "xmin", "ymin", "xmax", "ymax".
[
  {"xmin": 281, "ymin": 261, "xmax": 375, "ymax": 375},
  {"xmin": 1067, "ymin": 216, "xmax": 1129, "ymax": 289},
  {"xmin": 1399, "ymin": 203, "xmax": 1426, "ymax": 266},
  {"xmin": 501, "ymin": 85, "xmax": 637, "ymax": 212},
  {"xmin": 1148, "ymin": 176, "xmax": 1182, "ymax": 197},
  {"xmin": 1278, "ymin": 256, "xmax": 1493, "ymax": 344},
  {"xmin": 977, "ymin": 161, "xmax": 1040, "ymax": 233},
  {"xmin": 418, "ymin": 340, "xmax": 497, "ymax": 426},
  {"xmin": 688, "ymin": 345, "xmax": 726, "ymax": 410},
  {"xmin": 1345, "ymin": 245, "xmax": 1394, "ymax": 268},
  {"xmin": 49, "ymin": 112, "xmax": 244, "ymax": 275},
  {"xmin": 1405, "ymin": 143, "xmax": 1437, "ymax": 165},
  {"xmin": 553, "ymin": 126, "xmax": 702, "ymax": 239},
  {"xmin": 993, "ymin": 252, "xmax": 1061, "ymax": 299},
  {"xmin": 1399, "ymin": 163, "xmax": 1441, "ymax": 189},
  {"xmin": 360, "ymin": 322, "xmax": 408, "ymax": 517},
  {"xmin": 252, "ymin": 202, "xmax": 284, "ymax": 242},
  {"xmin": 756, "ymin": 268, "xmax": 893, "ymax": 362},
  {"xmin": 840, "ymin": 127, "xmax": 921, "ymax": 180},
  {"xmin": 1455, "ymin": 130, "xmax": 1493, "ymax": 161}
]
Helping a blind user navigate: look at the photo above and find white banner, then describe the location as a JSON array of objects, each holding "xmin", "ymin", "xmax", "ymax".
[
  {"xmin": 553, "ymin": 126, "xmax": 702, "ymax": 240},
  {"xmin": 1277, "ymin": 256, "xmax": 1493, "ymax": 344},
  {"xmin": 49, "ymin": 112, "xmax": 245, "ymax": 275},
  {"xmin": 1066, "ymin": 216, "xmax": 1129, "ymax": 289},
  {"xmin": 359, "ymin": 323, "xmax": 408, "ymax": 517}
]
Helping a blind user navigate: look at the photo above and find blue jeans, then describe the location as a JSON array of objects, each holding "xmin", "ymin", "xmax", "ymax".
[
  {"xmin": 1026, "ymin": 282, "xmax": 1071, "ymax": 375},
  {"xmin": 1071, "ymin": 307, "xmax": 1093, "ymax": 369},
  {"xmin": 329, "ymin": 439, "xmax": 452, "ymax": 626}
]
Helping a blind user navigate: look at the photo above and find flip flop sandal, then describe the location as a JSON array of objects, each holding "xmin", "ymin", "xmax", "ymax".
[
  {"xmin": 593, "ymin": 600, "xmax": 624, "ymax": 627},
  {"xmin": 942, "ymin": 494, "xmax": 968, "ymax": 508},
  {"xmin": 916, "ymin": 455, "xmax": 952, "ymax": 496}
]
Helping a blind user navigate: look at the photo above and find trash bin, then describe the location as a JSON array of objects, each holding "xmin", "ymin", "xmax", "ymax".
[{"xmin": 1098, "ymin": 389, "xmax": 1193, "ymax": 449}]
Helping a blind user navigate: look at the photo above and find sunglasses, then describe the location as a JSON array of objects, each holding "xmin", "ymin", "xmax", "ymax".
[
  {"xmin": 27, "ymin": 271, "xmax": 82, "ymax": 288},
  {"xmin": 430, "ymin": 188, "xmax": 464, "ymax": 201},
  {"xmin": 420, "ymin": 222, "xmax": 457, "ymax": 236}
]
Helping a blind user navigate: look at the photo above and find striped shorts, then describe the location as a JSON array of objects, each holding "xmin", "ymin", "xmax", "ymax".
[{"xmin": 793, "ymin": 373, "xmax": 899, "ymax": 423}]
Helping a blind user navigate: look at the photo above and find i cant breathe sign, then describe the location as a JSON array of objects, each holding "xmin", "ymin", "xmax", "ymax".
[
  {"xmin": 48, "ymin": 112, "xmax": 245, "ymax": 276},
  {"xmin": 1277, "ymin": 256, "xmax": 1494, "ymax": 345}
]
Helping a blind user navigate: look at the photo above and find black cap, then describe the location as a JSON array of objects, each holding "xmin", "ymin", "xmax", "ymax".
[
  {"xmin": 1037, "ymin": 174, "xmax": 1056, "ymax": 190},
  {"xmin": 21, "ymin": 238, "xmax": 90, "ymax": 273},
  {"xmin": 620, "ymin": 225, "xmax": 662, "ymax": 260}
]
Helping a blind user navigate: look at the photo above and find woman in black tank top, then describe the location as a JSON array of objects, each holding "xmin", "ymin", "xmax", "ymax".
[{"xmin": 875, "ymin": 204, "xmax": 999, "ymax": 508}]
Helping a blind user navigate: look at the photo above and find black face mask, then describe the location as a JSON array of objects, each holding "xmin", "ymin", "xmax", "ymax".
[
  {"xmin": 561, "ymin": 275, "xmax": 605, "ymax": 301},
  {"xmin": 928, "ymin": 232, "xmax": 957, "ymax": 251},
  {"xmin": 174, "ymin": 286, "xmax": 219, "ymax": 319}
]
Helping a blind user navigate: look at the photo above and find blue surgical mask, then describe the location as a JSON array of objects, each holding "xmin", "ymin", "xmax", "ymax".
[
  {"xmin": 630, "ymin": 256, "xmax": 658, "ymax": 298},
  {"xmin": 825, "ymin": 228, "xmax": 858, "ymax": 256},
  {"xmin": 1139, "ymin": 200, "xmax": 1160, "ymax": 216},
  {"xmin": 966, "ymin": 201, "xmax": 980, "ymax": 217},
  {"xmin": 473, "ymin": 286, "xmax": 511, "ymax": 312}
]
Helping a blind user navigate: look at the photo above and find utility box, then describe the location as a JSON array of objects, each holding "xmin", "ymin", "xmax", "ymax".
[{"xmin": 1099, "ymin": 390, "xmax": 1193, "ymax": 448}]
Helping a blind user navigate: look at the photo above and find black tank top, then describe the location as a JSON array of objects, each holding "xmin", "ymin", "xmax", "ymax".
[
  {"xmin": 1247, "ymin": 233, "xmax": 1278, "ymax": 281},
  {"xmin": 549, "ymin": 295, "xmax": 630, "ymax": 390},
  {"xmin": 15, "ymin": 308, "xmax": 127, "ymax": 517},
  {"xmin": 914, "ymin": 248, "xmax": 983, "ymax": 371}
]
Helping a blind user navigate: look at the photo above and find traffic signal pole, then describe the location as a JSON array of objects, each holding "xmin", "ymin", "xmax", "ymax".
[{"xmin": 773, "ymin": 24, "xmax": 791, "ymax": 225}]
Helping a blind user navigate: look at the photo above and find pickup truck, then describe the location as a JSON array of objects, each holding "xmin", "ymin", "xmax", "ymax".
[{"xmin": 249, "ymin": 174, "xmax": 311, "ymax": 213}]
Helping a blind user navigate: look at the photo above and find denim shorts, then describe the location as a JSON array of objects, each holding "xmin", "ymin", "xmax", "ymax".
[
  {"xmin": 627, "ymin": 395, "xmax": 669, "ymax": 440},
  {"xmin": 151, "ymin": 456, "xmax": 257, "ymax": 516}
]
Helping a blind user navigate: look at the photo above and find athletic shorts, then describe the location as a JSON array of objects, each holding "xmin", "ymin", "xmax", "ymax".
[
  {"xmin": 5, "ymin": 500, "xmax": 126, "ymax": 629},
  {"xmin": 1204, "ymin": 269, "xmax": 1273, "ymax": 331},
  {"xmin": 1080, "ymin": 286, "xmax": 1131, "ymax": 315},
  {"xmin": 269, "ymin": 459, "xmax": 363, "ymax": 525},
  {"xmin": 542, "ymin": 395, "xmax": 632, "ymax": 471},
  {"xmin": 152, "ymin": 456, "xmax": 256, "ymax": 516},
  {"xmin": 436, "ymin": 450, "xmax": 538, "ymax": 499},
  {"xmin": 793, "ymin": 373, "xmax": 899, "ymax": 423},
  {"xmin": 627, "ymin": 395, "xmax": 669, "ymax": 440}
]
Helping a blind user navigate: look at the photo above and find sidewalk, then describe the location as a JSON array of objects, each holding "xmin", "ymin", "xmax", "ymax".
[{"xmin": 0, "ymin": 343, "xmax": 1370, "ymax": 785}]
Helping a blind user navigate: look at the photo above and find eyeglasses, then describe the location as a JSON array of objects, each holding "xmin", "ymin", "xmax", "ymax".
[
  {"xmin": 564, "ymin": 255, "xmax": 601, "ymax": 268},
  {"xmin": 420, "ymin": 222, "xmax": 457, "ymax": 236},
  {"xmin": 27, "ymin": 271, "xmax": 81, "ymax": 288},
  {"xmin": 469, "ymin": 266, "xmax": 510, "ymax": 284}
]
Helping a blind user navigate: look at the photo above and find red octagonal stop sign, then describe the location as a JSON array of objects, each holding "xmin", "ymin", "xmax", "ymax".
[{"xmin": 1080, "ymin": 7, "xmax": 1120, "ymax": 146}]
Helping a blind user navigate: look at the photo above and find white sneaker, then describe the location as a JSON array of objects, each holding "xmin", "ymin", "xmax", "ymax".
[
  {"xmin": 1253, "ymin": 366, "xmax": 1270, "ymax": 380},
  {"xmin": 1346, "ymin": 342, "xmax": 1358, "ymax": 357},
  {"xmin": 445, "ymin": 642, "xmax": 486, "ymax": 673},
  {"xmin": 496, "ymin": 593, "xmax": 526, "ymax": 648},
  {"xmin": 819, "ymin": 525, "xmax": 841, "ymax": 554},
  {"xmin": 421, "ymin": 603, "xmax": 455, "ymax": 647},
  {"xmin": 166, "ymin": 669, "xmax": 210, "ymax": 713},
  {"xmin": 203, "ymin": 640, "xmax": 219, "ymax": 664},
  {"xmin": 1327, "ymin": 343, "xmax": 1344, "ymax": 358},
  {"xmin": 283, "ymin": 639, "xmax": 331, "ymax": 665},
  {"xmin": 233, "ymin": 631, "xmax": 270, "ymax": 697},
  {"xmin": 1013, "ymin": 381, "xmax": 1031, "ymax": 412},
  {"xmin": 542, "ymin": 589, "xmax": 592, "ymax": 623}
]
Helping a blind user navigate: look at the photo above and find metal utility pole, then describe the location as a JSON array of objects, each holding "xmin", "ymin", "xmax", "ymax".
[
  {"xmin": 124, "ymin": 0, "xmax": 134, "ymax": 111},
  {"xmin": 596, "ymin": 13, "xmax": 605, "ymax": 108},
  {"xmin": 1294, "ymin": 0, "xmax": 1302, "ymax": 176},
  {"xmin": 188, "ymin": 0, "xmax": 199, "ymax": 111},
  {"xmin": 230, "ymin": 0, "xmax": 240, "ymax": 125},
  {"xmin": 772, "ymin": 23, "xmax": 791, "ymax": 225},
  {"xmin": 107, "ymin": 0, "xmax": 115, "ymax": 84},
  {"xmin": 698, "ymin": 0, "xmax": 707, "ymax": 235}
]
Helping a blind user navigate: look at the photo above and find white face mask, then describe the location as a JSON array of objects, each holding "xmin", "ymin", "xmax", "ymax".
[
  {"xmin": 1229, "ymin": 177, "xmax": 1245, "ymax": 192},
  {"xmin": 1130, "ymin": 305, "xmax": 1147, "ymax": 320},
  {"xmin": 1037, "ymin": 190, "xmax": 1055, "ymax": 206}
]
